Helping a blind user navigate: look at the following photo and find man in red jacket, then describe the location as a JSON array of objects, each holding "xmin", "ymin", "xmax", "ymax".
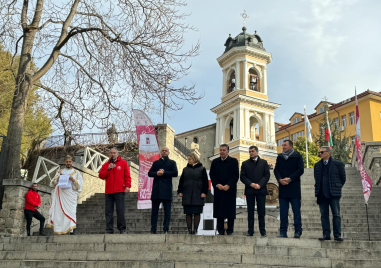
[
  {"xmin": 99, "ymin": 148, "xmax": 131, "ymax": 234},
  {"xmin": 24, "ymin": 183, "xmax": 46, "ymax": 236}
]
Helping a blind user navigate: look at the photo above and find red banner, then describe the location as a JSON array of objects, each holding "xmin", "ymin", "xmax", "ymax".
[
  {"xmin": 355, "ymin": 92, "xmax": 372, "ymax": 204},
  {"xmin": 133, "ymin": 109, "xmax": 161, "ymax": 209}
]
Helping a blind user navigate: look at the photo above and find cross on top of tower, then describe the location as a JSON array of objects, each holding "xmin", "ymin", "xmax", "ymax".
[{"xmin": 241, "ymin": 10, "xmax": 249, "ymax": 26}]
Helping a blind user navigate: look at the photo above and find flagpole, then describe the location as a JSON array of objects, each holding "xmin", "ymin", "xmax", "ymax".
[
  {"xmin": 365, "ymin": 204, "xmax": 371, "ymax": 241},
  {"xmin": 304, "ymin": 106, "xmax": 309, "ymax": 168}
]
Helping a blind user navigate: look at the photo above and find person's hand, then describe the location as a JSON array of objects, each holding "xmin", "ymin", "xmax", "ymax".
[
  {"xmin": 36, "ymin": 206, "xmax": 40, "ymax": 210},
  {"xmin": 216, "ymin": 184, "xmax": 223, "ymax": 190},
  {"xmin": 125, "ymin": 187, "xmax": 130, "ymax": 193},
  {"xmin": 179, "ymin": 193, "xmax": 183, "ymax": 197},
  {"xmin": 108, "ymin": 163, "xmax": 115, "ymax": 169},
  {"xmin": 279, "ymin": 179, "xmax": 289, "ymax": 186},
  {"xmin": 254, "ymin": 184, "xmax": 261, "ymax": 190},
  {"xmin": 69, "ymin": 176, "xmax": 75, "ymax": 182},
  {"xmin": 157, "ymin": 169, "xmax": 164, "ymax": 176},
  {"xmin": 201, "ymin": 193, "xmax": 206, "ymax": 198},
  {"xmin": 250, "ymin": 183, "xmax": 256, "ymax": 188},
  {"xmin": 223, "ymin": 185, "xmax": 230, "ymax": 191},
  {"xmin": 285, "ymin": 177, "xmax": 291, "ymax": 184}
]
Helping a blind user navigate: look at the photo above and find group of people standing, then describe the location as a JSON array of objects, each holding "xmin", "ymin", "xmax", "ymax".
[{"xmin": 25, "ymin": 141, "xmax": 346, "ymax": 241}]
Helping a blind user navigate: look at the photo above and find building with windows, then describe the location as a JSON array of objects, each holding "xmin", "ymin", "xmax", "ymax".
[
  {"xmin": 274, "ymin": 90, "xmax": 381, "ymax": 153},
  {"xmin": 174, "ymin": 26, "xmax": 381, "ymax": 169},
  {"xmin": 176, "ymin": 26, "xmax": 279, "ymax": 168}
]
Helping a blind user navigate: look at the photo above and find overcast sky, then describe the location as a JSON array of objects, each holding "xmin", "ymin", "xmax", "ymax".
[{"xmin": 148, "ymin": 0, "xmax": 381, "ymax": 134}]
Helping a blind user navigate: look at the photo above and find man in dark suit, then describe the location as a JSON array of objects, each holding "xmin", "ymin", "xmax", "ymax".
[
  {"xmin": 210, "ymin": 144, "xmax": 239, "ymax": 235},
  {"xmin": 148, "ymin": 146, "xmax": 178, "ymax": 234},
  {"xmin": 314, "ymin": 146, "xmax": 346, "ymax": 241},
  {"xmin": 240, "ymin": 146, "xmax": 270, "ymax": 237},
  {"xmin": 274, "ymin": 140, "xmax": 304, "ymax": 238}
]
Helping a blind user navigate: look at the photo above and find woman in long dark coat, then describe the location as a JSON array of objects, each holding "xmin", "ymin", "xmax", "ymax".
[{"xmin": 178, "ymin": 153, "xmax": 209, "ymax": 234}]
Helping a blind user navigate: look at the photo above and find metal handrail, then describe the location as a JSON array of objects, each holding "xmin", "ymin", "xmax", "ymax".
[
  {"xmin": 174, "ymin": 137, "xmax": 191, "ymax": 156},
  {"xmin": 42, "ymin": 131, "xmax": 137, "ymax": 148}
]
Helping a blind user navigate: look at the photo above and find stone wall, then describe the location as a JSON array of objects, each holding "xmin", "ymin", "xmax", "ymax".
[
  {"xmin": 156, "ymin": 124, "xmax": 188, "ymax": 176},
  {"xmin": 0, "ymin": 180, "xmax": 51, "ymax": 237},
  {"xmin": 352, "ymin": 141, "xmax": 381, "ymax": 186},
  {"xmin": 175, "ymin": 124, "xmax": 216, "ymax": 170},
  {"xmin": 128, "ymin": 161, "xmax": 139, "ymax": 192}
]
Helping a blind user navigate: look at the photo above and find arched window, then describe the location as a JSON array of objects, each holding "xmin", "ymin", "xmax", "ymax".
[
  {"xmin": 250, "ymin": 117, "xmax": 261, "ymax": 141},
  {"xmin": 229, "ymin": 119, "xmax": 234, "ymax": 141},
  {"xmin": 248, "ymin": 68, "xmax": 260, "ymax": 92},
  {"xmin": 228, "ymin": 72, "xmax": 236, "ymax": 94}
]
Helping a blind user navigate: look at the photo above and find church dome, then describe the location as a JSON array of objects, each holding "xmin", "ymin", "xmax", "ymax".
[{"xmin": 223, "ymin": 27, "xmax": 265, "ymax": 53}]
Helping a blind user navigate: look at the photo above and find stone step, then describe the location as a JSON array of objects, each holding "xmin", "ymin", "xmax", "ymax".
[{"xmin": 0, "ymin": 260, "xmax": 316, "ymax": 268}]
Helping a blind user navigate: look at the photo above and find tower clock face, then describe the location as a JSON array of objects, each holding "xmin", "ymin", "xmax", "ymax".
[{"xmin": 252, "ymin": 37, "xmax": 258, "ymax": 44}]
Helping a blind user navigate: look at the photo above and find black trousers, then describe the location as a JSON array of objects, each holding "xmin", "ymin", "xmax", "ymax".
[
  {"xmin": 246, "ymin": 194, "xmax": 266, "ymax": 235},
  {"xmin": 24, "ymin": 209, "xmax": 45, "ymax": 232},
  {"xmin": 151, "ymin": 199, "xmax": 172, "ymax": 232},
  {"xmin": 319, "ymin": 196, "xmax": 341, "ymax": 238},
  {"xmin": 105, "ymin": 192, "xmax": 126, "ymax": 233},
  {"xmin": 217, "ymin": 218, "xmax": 234, "ymax": 234}
]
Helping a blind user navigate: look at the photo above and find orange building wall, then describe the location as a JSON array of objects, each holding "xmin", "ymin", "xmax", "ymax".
[{"xmin": 275, "ymin": 97, "xmax": 381, "ymax": 153}]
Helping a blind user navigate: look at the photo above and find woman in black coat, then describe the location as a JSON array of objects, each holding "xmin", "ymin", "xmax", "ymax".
[{"xmin": 177, "ymin": 153, "xmax": 209, "ymax": 234}]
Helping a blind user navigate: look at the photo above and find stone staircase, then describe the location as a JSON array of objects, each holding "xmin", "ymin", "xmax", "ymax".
[
  {"xmin": 12, "ymin": 167, "xmax": 380, "ymax": 267},
  {"xmin": 1, "ymin": 234, "xmax": 381, "ymax": 267},
  {"xmin": 72, "ymin": 167, "xmax": 381, "ymax": 240}
]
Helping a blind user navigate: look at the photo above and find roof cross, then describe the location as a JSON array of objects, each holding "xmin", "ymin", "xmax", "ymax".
[{"xmin": 241, "ymin": 10, "xmax": 249, "ymax": 26}]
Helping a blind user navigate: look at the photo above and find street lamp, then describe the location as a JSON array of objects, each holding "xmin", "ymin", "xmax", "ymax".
[{"xmin": 162, "ymin": 78, "xmax": 171, "ymax": 124}]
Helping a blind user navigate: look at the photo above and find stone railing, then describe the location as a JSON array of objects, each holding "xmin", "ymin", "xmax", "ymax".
[{"xmin": 351, "ymin": 141, "xmax": 381, "ymax": 186}]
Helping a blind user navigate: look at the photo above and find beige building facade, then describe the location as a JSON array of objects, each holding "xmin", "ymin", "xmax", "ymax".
[{"xmin": 175, "ymin": 27, "xmax": 280, "ymax": 167}]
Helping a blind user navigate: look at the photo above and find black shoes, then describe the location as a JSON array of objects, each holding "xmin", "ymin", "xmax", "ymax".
[
  {"xmin": 164, "ymin": 231, "xmax": 168, "ymax": 234},
  {"xmin": 319, "ymin": 236, "xmax": 331, "ymax": 241},
  {"xmin": 150, "ymin": 230, "xmax": 157, "ymax": 234},
  {"xmin": 193, "ymin": 230, "xmax": 198, "ymax": 235},
  {"xmin": 120, "ymin": 230, "xmax": 126, "ymax": 234},
  {"xmin": 261, "ymin": 233, "xmax": 267, "ymax": 238},
  {"xmin": 246, "ymin": 232, "xmax": 254, "ymax": 237},
  {"xmin": 227, "ymin": 232, "xmax": 233, "ymax": 236},
  {"xmin": 334, "ymin": 237, "xmax": 344, "ymax": 242},
  {"xmin": 277, "ymin": 234, "xmax": 288, "ymax": 238},
  {"xmin": 70, "ymin": 229, "xmax": 76, "ymax": 235},
  {"xmin": 39, "ymin": 230, "xmax": 46, "ymax": 236},
  {"xmin": 294, "ymin": 233, "xmax": 302, "ymax": 239},
  {"xmin": 188, "ymin": 228, "xmax": 193, "ymax": 235}
]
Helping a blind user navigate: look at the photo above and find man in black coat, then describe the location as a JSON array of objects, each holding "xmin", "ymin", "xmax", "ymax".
[
  {"xmin": 210, "ymin": 144, "xmax": 239, "ymax": 235},
  {"xmin": 314, "ymin": 146, "xmax": 346, "ymax": 241},
  {"xmin": 274, "ymin": 140, "xmax": 304, "ymax": 238},
  {"xmin": 148, "ymin": 146, "xmax": 178, "ymax": 234},
  {"xmin": 240, "ymin": 146, "xmax": 270, "ymax": 237}
]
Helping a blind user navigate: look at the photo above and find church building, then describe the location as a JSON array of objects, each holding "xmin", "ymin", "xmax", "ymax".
[{"xmin": 176, "ymin": 26, "xmax": 280, "ymax": 169}]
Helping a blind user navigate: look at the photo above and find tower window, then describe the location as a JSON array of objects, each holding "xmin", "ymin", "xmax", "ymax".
[
  {"xmin": 229, "ymin": 119, "xmax": 234, "ymax": 141},
  {"xmin": 193, "ymin": 137, "xmax": 198, "ymax": 144},
  {"xmin": 228, "ymin": 72, "xmax": 236, "ymax": 94},
  {"xmin": 248, "ymin": 68, "xmax": 260, "ymax": 92}
]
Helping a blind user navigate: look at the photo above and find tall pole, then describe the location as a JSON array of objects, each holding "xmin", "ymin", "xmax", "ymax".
[
  {"xmin": 304, "ymin": 106, "xmax": 309, "ymax": 168},
  {"xmin": 162, "ymin": 85, "xmax": 165, "ymax": 124},
  {"xmin": 366, "ymin": 204, "xmax": 371, "ymax": 241}
]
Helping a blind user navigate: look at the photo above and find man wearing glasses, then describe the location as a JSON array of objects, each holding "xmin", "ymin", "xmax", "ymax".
[{"xmin": 314, "ymin": 146, "xmax": 346, "ymax": 241}]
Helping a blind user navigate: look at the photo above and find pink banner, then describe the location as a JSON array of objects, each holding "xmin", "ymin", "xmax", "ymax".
[
  {"xmin": 355, "ymin": 92, "xmax": 372, "ymax": 204},
  {"xmin": 133, "ymin": 109, "xmax": 161, "ymax": 209}
]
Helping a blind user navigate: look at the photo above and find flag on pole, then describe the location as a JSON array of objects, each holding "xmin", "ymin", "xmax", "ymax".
[
  {"xmin": 133, "ymin": 109, "xmax": 161, "ymax": 209},
  {"xmin": 325, "ymin": 114, "xmax": 333, "ymax": 149},
  {"xmin": 354, "ymin": 90, "xmax": 372, "ymax": 204},
  {"xmin": 304, "ymin": 110, "xmax": 313, "ymax": 143}
]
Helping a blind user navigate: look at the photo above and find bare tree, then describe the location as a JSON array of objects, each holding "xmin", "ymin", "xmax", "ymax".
[{"xmin": 0, "ymin": 0, "xmax": 201, "ymax": 179}]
